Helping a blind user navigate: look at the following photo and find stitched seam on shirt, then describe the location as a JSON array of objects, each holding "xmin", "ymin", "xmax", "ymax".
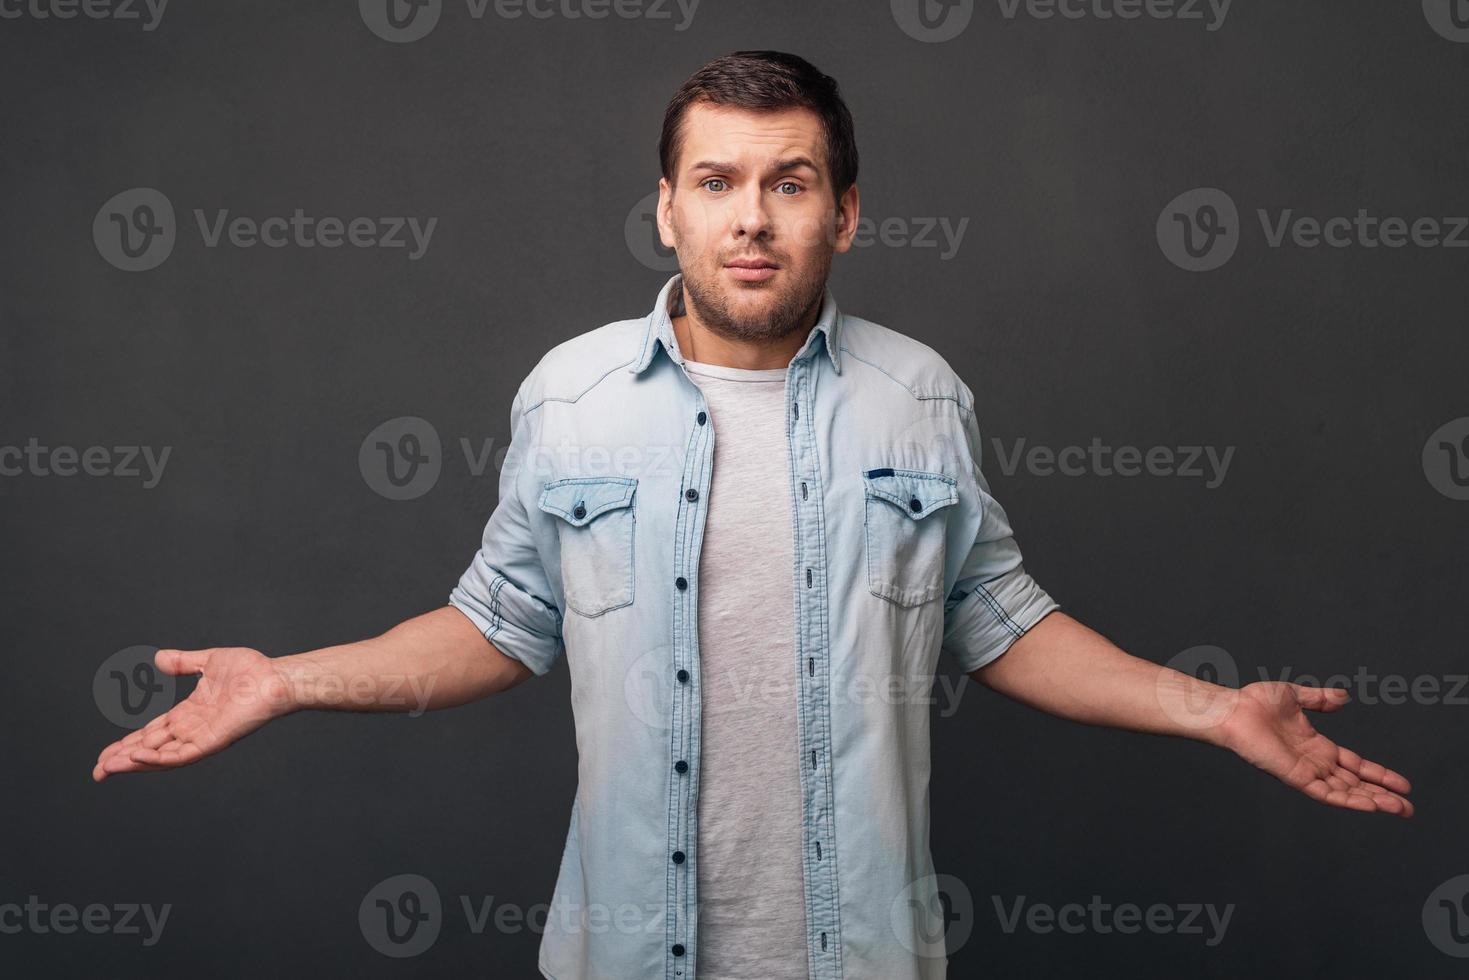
[
  {"xmin": 974, "ymin": 583, "xmax": 1024, "ymax": 639},
  {"xmin": 798, "ymin": 371, "xmax": 844, "ymax": 979},
  {"xmin": 836, "ymin": 347, "xmax": 969, "ymax": 409},
  {"xmin": 522, "ymin": 355, "xmax": 641, "ymax": 416},
  {"xmin": 487, "ymin": 573, "xmax": 508, "ymax": 641}
]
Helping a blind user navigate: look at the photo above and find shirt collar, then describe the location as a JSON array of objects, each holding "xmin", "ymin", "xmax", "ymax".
[{"xmin": 628, "ymin": 272, "xmax": 843, "ymax": 376}]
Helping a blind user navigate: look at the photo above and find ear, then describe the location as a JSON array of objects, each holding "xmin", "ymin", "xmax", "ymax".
[
  {"xmin": 655, "ymin": 177, "xmax": 677, "ymax": 251},
  {"xmin": 831, "ymin": 182, "xmax": 861, "ymax": 254}
]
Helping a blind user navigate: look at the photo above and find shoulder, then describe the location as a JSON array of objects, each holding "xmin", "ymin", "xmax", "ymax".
[
  {"xmin": 514, "ymin": 316, "xmax": 648, "ymax": 416},
  {"xmin": 837, "ymin": 313, "xmax": 976, "ymax": 415}
]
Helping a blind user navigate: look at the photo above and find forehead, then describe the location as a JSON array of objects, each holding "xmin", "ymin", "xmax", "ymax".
[{"xmin": 675, "ymin": 102, "xmax": 827, "ymax": 170}]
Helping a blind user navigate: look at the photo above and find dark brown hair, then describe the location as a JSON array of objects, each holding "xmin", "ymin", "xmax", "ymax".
[{"xmin": 659, "ymin": 50, "xmax": 859, "ymax": 204}]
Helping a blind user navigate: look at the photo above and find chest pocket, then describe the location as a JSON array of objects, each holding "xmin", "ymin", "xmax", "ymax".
[
  {"xmin": 862, "ymin": 466, "xmax": 958, "ymax": 607},
  {"xmin": 538, "ymin": 476, "xmax": 638, "ymax": 617}
]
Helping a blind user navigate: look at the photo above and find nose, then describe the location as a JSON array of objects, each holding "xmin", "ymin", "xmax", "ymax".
[{"xmin": 727, "ymin": 183, "xmax": 773, "ymax": 243}]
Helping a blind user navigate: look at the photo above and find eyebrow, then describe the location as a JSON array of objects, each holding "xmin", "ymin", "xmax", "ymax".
[{"xmin": 687, "ymin": 156, "xmax": 822, "ymax": 179}]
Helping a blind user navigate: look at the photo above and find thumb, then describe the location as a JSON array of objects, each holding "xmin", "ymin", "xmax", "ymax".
[
  {"xmin": 154, "ymin": 648, "xmax": 211, "ymax": 676},
  {"xmin": 1291, "ymin": 683, "xmax": 1351, "ymax": 712}
]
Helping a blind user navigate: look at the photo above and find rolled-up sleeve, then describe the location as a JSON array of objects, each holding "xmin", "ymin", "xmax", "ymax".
[
  {"xmin": 448, "ymin": 384, "xmax": 564, "ymax": 676},
  {"xmin": 942, "ymin": 388, "xmax": 1058, "ymax": 673}
]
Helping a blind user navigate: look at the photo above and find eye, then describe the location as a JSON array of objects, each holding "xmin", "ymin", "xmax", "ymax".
[
  {"xmin": 701, "ymin": 178, "xmax": 728, "ymax": 193},
  {"xmin": 775, "ymin": 181, "xmax": 802, "ymax": 195}
]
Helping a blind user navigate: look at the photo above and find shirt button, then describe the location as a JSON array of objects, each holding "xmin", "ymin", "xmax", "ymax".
[
  {"xmin": 573, "ymin": 502, "xmax": 587, "ymax": 519},
  {"xmin": 672, "ymin": 850, "xmax": 686, "ymax": 864},
  {"xmin": 684, "ymin": 488, "xmax": 699, "ymax": 502},
  {"xmin": 696, "ymin": 411, "xmax": 707, "ymax": 425},
  {"xmin": 677, "ymin": 669, "xmax": 690, "ymax": 683},
  {"xmin": 909, "ymin": 497, "xmax": 922, "ymax": 512},
  {"xmin": 672, "ymin": 944, "xmax": 686, "ymax": 957},
  {"xmin": 674, "ymin": 760, "xmax": 688, "ymax": 773},
  {"xmin": 675, "ymin": 576, "xmax": 688, "ymax": 591}
]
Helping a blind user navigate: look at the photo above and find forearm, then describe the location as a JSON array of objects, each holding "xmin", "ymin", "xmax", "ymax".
[
  {"xmin": 273, "ymin": 606, "xmax": 534, "ymax": 714},
  {"xmin": 972, "ymin": 611, "xmax": 1239, "ymax": 746}
]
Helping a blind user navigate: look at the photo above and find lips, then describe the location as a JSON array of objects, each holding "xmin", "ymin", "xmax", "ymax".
[{"xmin": 724, "ymin": 256, "xmax": 779, "ymax": 281}]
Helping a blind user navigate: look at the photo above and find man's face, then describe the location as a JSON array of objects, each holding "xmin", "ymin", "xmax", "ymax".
[{"xmin": 656, "ymin": 102, "xmax": 859, "ymax": 344}]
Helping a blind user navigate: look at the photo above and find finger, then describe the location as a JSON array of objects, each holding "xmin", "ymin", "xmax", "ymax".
[
  {"xmin": 1304, "ymin": 777, "xmax": 1414, "ymax": 817},
  {"xmin": 133, "ymin": 742, "xmax": 205, "ymax": 768},
  {"xmin": 140, "ymin": 721, "xmax": 175, "ymax": 750},
  {"xmin": 1337, "ymin": 746, "xmax": 1412, "ymax": 794},
  {"xmin": 99, "ymin": 750, "xmax": 170, "ymax": 777},
  {"xmin": 1302, "ymin": 779, "xmax": 1378, "ymax": 812},
  {"xmin": 155, "ymin": 648, "xmax": 210, "ymax": 677},
  {"xmin": 1292, "ymin": 684, "xmax": 1351, "ymax": 712}
]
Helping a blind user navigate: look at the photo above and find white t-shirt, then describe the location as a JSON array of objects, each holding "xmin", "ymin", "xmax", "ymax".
[{"xmin": 683, "ymin": 356, "xmax": 809, "ymax": 980}]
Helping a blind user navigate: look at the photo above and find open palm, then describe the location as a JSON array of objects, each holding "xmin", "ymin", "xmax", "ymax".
[
  {"xmin": 92, "ymin": 647, "xmax": 290, "ymax": 781},
  {"xmin": 1221, "ymin": 681, "xmax": 1413, "ymax": 817}
]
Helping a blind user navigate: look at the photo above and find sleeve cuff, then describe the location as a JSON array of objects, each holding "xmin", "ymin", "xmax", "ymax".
[
  {"xmin": 942, "ymin": 566, "xmax": 1058, "ymax": 673},
  {"xmin": 448, "ymin": 575, "xmax": 563, "ymax": 677}
]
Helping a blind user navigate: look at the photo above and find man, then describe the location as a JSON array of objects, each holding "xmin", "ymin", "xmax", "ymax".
[{"xmin": 93, "ymin": 51, "xmax": 1412, "ymax": 980}]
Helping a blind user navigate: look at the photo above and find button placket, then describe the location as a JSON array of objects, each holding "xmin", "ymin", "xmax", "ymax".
[
  {"xmin": 667, "ymin": 396, "xmax": 713, "ymax": 978},
  {"xmin": 788, "ymin": 360, "xmax": 842, "ymax": 979}
]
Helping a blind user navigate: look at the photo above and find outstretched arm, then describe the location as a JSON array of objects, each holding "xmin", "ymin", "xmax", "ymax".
[
  {"xmin": 973, "ymin": 611, "xmax": 1414, "ymax": 817},
  {"xmin": 92, "ymin": 606, "xmax": 532, "ymax": 781}
]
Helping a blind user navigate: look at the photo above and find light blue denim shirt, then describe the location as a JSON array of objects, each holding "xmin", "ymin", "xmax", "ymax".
[{"xmin": 449, "ymin": 273, "xmax": 1058, "ymax": 980}]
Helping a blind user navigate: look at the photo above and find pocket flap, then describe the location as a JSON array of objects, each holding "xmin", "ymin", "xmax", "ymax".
[
  {"xmin": 862, "ymin": 467, "xmax": 957, "ymax": 519},
  {"xmin": 538, "ymin": 476, "xmax": 638, "ymax": 526}
]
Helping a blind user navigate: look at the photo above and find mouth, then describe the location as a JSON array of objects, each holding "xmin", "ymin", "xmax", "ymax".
[{"xmin": 723, "ymin": 257, "xmax": 779, "ymax": 283}]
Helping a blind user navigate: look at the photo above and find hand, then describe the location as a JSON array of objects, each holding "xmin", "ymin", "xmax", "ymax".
[
  {"xmin": 1219, "ymin": 681, "xmax": 1414, "ymax": 817},
  {"xmin": 92, "ymin": 647, "xmax": 294, "ymax": 781}
]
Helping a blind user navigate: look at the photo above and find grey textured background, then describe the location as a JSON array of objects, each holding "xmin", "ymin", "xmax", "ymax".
[{"xmin": 2, "ymin": 0, "xmax": 1467, "ymax": 976}]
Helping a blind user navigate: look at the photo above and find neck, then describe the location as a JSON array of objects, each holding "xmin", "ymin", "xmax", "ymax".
[{"xmin": 671, "ymin": 284, "xmax": 821, "ymax": 370}]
